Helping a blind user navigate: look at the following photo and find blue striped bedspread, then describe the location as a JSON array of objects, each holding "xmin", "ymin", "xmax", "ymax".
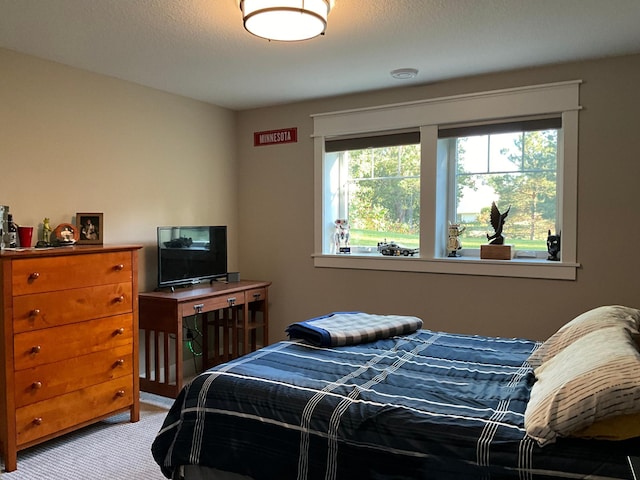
[
  {"xmin": 285, "ymin": 311, "xmax": 423, "ymax": 346},
  {"xmin": 152, "ymin": 329, "xmax": 639, "ymax": 480}
]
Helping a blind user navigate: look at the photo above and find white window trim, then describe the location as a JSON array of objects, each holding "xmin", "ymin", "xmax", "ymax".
[{"xmin": 312, "ymin": 81, "xmax": 581, "ymax": 280}]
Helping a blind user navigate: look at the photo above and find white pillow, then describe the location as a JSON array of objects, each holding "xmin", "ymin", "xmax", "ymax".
[
  {"xmin": 525, "ymin": 326, "xmax": 640, "ymax": 446},
  {"xmin": 527, "ymin": 305, "xmax": 640, "ymax": 368}
]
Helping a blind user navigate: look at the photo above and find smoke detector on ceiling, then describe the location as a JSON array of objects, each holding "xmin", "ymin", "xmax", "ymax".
[{"xmin": 390, "ymin": 68, "xmax": 419, "ymax": 80}]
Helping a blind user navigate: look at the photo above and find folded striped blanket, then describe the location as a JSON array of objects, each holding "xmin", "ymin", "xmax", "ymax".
[{"xmin": 285, "ymin": 311, "xmax": 423, "ymax": 346}]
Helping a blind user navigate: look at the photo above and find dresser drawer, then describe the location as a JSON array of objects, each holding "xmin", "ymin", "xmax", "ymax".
[
  {"xmin": 15, "ymin": 345, "xmax": 133, "ymax": 408},
  {"xmin": 11, "ymin": 252, "xmax": 133, "ymax": 296},
  {"xmin": 246, "ymin": 287, "xmax": 267, "ymax": 303},
  {"xmin": 180, "ymin": 291, "xmax": 246, "ymax": 317},
  {"xmin": 16, "ymin": 375, "xmax": 134, "ymax": 446},
  {"xmin": 14, "ymin": 314, "xmax": 133, "ymax": 370},
  {"xmin": 13, "ymin": 283, "xmax": 133, "ymax": 333}
]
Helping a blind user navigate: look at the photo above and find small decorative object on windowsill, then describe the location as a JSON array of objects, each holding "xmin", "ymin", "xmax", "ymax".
[
  {"xmin": 334, "ymin": 218, "xmax": 350, "ymax": 254},
  {"xmin": 377, "ymin": 240, "xmax": 419, "ymax": 256},
  {"xmin": 447, "ymin": 222, "xmax": 466, "ymax": 257},
  {"xmin": 547, "ymin": 230, "xmax": 561, "ymax": 261},
  {"xmin": 480, "ymin": 202, "xmax": 513, "ymax": 260}
]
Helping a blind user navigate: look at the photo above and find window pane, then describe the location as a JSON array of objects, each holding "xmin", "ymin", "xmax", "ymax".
[
  {"xmin": 489, "ymin": 132, "xmax": 521, "ymax": 172},
  {"xmin": 457, "ymin": 136, "xmax": 488, "ymax": 174},
  {"xmin": 339, "ymin": 143, "xmax": 420, "ymax": 251},
  {"xmin": 454, "ymin": 129, "xmax": 558, "ymax": 251}
]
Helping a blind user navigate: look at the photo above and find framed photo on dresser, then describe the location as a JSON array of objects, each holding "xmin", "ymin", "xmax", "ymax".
[{"xmin": 76, "ymin": 212, "xmax": 103, "ymax": 245}]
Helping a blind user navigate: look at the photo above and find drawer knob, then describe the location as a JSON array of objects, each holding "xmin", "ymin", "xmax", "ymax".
[
  {"xmin": 115, "ymin": 390, "xmax": 125, "ymax": 397},
  {"xmin": 227, "ymin": 297, "xmax": 236, "ymax": 306},
  {"xmin": 31, "ymin": 345, "xmax": 41, "ymax": 354},
  {"xmin": 32, "ymin": 381, "xmax": 42, "ymax": 390},
  {"xmin": 114, "ymin": 359, "xmax": 125, "ymax": 367},
  {"xmin": 28, "ymin": 272, "xmax": 40, "ymax": 281},
  {"xmin": 115, "ymin": 295, "xmax": 125, "ymax": 303},
  {"xmin": 33, "ymin": 417, "xmax": 43, "ymax": 425},
  {"xmin": 114, "ymin": 264, "xmax": 125, "ymax": 271},
  {"xmin": 30, "ymin": 309, "xmax": 41, "ymax": 317},
  {"xmin": 253, "ymin": 293, "xmax": 261, "ymax": 300},
  {"xmin": 115, "ymin": 327, "xmax": 125, "ymax": 335}
]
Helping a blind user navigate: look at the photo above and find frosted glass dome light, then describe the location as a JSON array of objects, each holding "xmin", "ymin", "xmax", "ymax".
[{"xmin": 239, "ymin": 0, "xmax": 331, "ymax": 42}]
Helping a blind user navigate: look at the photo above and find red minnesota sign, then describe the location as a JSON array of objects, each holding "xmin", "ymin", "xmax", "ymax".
[{"xmin": 254, "ymin": 127, "xmax": 298, "ymax": 147}]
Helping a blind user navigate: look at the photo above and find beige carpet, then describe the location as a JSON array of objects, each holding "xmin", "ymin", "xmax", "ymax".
[{"xmin": 2, "ymin": 395, "xmax": 173, "ymax": 479}]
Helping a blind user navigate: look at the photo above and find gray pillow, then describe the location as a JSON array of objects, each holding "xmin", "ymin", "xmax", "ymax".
[
  {"xmin": 525, "ymin": 326, "xmax": 640, "ymax": 446},
  {"xmin": 527, "ymin": 305, "xmax": 640, "ymax": 368}
]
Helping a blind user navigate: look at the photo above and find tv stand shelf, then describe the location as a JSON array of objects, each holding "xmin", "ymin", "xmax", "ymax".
[{"xmin": 139, "ymin": 280, "xmax": 270, "ymax": 398}]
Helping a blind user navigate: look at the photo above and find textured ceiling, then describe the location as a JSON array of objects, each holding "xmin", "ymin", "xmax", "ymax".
[{"xmin": 1, "ymin": 0, "xmax": 640, "ymax": 110}]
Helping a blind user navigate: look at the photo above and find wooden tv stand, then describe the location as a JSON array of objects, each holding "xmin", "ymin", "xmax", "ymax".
[{"xmin": 139, "ymin": 280, "xmax": 270, "ymax": 398}]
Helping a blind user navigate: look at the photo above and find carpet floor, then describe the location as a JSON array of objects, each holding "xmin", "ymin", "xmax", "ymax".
[{"xmin": 2, "ymin": 393, "xmax": 174, "ymax": 479}]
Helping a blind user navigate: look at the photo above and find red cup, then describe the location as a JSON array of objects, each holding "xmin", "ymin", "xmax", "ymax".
[{"xmin": 18, "ymin": 226, "xmax": 33, "ymax": 248}]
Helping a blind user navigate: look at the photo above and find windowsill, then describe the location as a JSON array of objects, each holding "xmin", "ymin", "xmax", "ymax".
[{"xmin": 312, "ymin": 253, "xmax": 579, "ymax": 280}]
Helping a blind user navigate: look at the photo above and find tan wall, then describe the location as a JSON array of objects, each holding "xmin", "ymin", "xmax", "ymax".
[
  {"xmin": 4, "ymin": 47, "xmax": 638, "ymax": 346},
  {"xmin": 1, "ymin": 48, "xmax": 238, "ymax": 291},
  {"xmin": 237, "ymin": 53, "xmax": 640, "ymax": 342}
]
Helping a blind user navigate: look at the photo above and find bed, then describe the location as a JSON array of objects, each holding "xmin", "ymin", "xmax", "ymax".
[{"xmin": 152, "ymin": 308, "xmax": 640, "ymax": 479}]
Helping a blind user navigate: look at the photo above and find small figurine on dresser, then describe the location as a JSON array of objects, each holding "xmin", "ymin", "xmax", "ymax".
[
  {"xmin": 0, "ymin": 205, "xmax": 7, "ymax": 250},
  {"xmin": 43, "ymin": 217, "xmax": 52, "ymax": 243},
  {"xmin": 7, "ymin": 214, "xmax": 17, "ymax": 248}
]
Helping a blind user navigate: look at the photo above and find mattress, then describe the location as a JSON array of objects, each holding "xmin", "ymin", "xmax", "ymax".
[{"xmin": 152, "ymin": 329, "xmax": 639, "ymax": 479}]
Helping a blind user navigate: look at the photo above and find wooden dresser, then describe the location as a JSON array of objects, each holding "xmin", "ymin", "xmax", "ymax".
[{"xmin": 0, "ymin": 245, "xmax": 141, "ymax": 471}]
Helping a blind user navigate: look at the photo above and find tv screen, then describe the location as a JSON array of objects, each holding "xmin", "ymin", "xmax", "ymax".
[{"xmin": 157, "ymin": 226, "xmax": 227, "ymax": 288}]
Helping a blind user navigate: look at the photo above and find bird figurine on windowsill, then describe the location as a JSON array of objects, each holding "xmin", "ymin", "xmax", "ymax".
[{"xmin": 486, "ymin": 202, "xmax": 510, "ymax": 245}]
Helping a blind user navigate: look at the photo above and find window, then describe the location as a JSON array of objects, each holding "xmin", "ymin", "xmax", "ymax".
[
  {"xmin": 313, "ymin": 81, "xmax": 581, "ymax": 279},
  {"xmin": 325, "ymin": 132, "xmax": 420, "ymax": 254},
  {"xmin": 440, "ymin": 118, "xmax": 561, "ymax": 257}
]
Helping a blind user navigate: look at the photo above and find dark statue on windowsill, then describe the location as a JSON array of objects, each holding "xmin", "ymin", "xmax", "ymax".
[
  {"xmin": 547, "ymin": 230, "xmax": 561, "ymax": 261},
  {"xmin": 486, "ymin": 201, "xmax": 511, "ymax": 245}
]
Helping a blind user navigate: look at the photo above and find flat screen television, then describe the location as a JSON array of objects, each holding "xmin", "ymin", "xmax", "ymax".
[{"xmin": 157, "ymin": 226, "xmax": 227, "ymax": 288}]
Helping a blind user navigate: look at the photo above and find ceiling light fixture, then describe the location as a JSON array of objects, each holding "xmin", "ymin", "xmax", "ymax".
[
  {"xmin": 390, "ymin": 68, "xmax": 419, "ymax": 80},
  {"xmin": 239, "ymin": 0, "xmax": 332, "ymax": 42}
]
